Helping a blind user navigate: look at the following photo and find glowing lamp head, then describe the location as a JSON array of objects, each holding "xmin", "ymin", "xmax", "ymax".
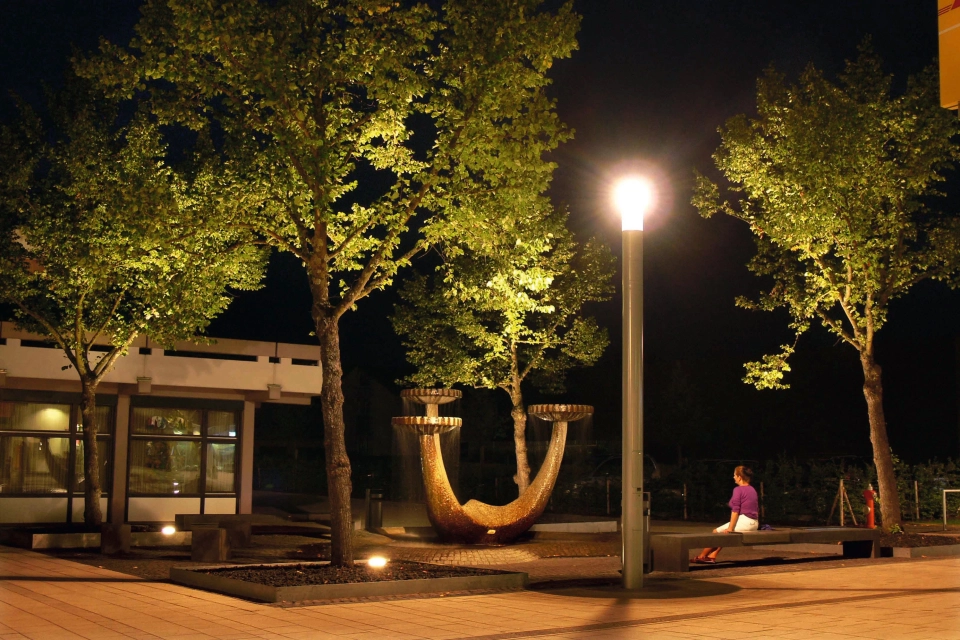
[
  {"xmin": 367, "ymin": 556, "xmax": 388, "ymax": 569},
  {"xmin": 161, "ymin": 525, "xmax": 176, "ymax": 536},
  {"xmin": 613, "ymin": 177, "xmax": 655, "ymax": 231}
]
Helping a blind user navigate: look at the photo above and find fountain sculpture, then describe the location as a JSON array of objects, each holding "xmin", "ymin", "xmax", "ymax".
[{"xmin": 392, "ymin": 389, "xmax": 593, "ymax": 544}]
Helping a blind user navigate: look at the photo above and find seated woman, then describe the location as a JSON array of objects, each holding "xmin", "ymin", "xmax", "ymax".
[{"xmin": 693, "ymin": 465, "xmax": 759, "ymax": 564}]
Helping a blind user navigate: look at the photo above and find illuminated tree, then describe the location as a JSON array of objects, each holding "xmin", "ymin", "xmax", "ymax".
[
  {"xmin": 392, "ymin": 211, "xmax": 614, "ymax": 494},
  {"xmin": 81, "ymin": 0, "xmax": 578, "ymax": 562},
  {"xmin": 0, "ymin": 85, "xmax": 264, "ymax": 525},
  {"xmin": 693, "ymin": 48, "xmax": 960, "ymax": 529}
]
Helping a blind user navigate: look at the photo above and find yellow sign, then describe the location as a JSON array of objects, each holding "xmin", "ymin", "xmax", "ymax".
[{"xmin": 941, "ymin": 0, "xmax": 960, "ymax": 109}]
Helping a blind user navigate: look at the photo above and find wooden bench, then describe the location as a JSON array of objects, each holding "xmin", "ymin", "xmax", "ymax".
[{"xmin": 650, "ymin": 527, "xmax": 880, "ymax": 572}]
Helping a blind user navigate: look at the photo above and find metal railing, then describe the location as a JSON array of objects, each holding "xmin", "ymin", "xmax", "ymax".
[{"xmin": 944, "ymin": 489, "xmax": 960, "ymax": 531}]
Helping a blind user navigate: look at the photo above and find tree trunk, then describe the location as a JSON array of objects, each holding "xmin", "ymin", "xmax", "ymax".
[
  {"xmin": 860, "ymin": 353, "xmax": 902, "ymax": 531},
  {"xmin": 510, "ymin": 393, "xmax": 530, "ymax": 495},
  {"xmin": 317, "ymin": 320, "xmax": 354, "ymax": 565},
  {"xmin": 79, "ymin": 378, "xmax": 103, "ymax": 526}
]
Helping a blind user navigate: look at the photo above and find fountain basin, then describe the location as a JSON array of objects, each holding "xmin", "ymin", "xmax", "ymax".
[
  {"xmin": 391, "ymin": 416, "xmax": 462, "ymax": 435},
  {"xmin": 527, "ymin": 404, "xmax": 594, "ymax": 423},
  {"xmin": 400, "ymin": 388, "xmax": 462, "ymax": 405}
]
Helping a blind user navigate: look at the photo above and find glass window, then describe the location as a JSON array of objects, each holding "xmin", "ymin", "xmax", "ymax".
[
  {"xmin": 73, "ymin": 439, "xmax": 111, "ymax": 493},
  {"xmin": 205, "ymin": 443, "xmax": 236, "ymax": 492},
  {"xmin": 128, "ymin": 440, "xmax": 201, "ymax": 495},
  {"xmin": 131, "ymin": 408, "xmax": 202, "ymax": 436},
  {"xmin": 0, "ymin": 436, "xmax": 70, "ymax": 493},
  {"xmin": 0, "ymin": 402, "xmax": 71, "ymax": 432},
  {"xmin": 78, "ymin": 406, "xmax": 115, "ymax": 436},
  {"xmin": 207, "ymin": 411, "xmax": 238, "ymax": 437}
]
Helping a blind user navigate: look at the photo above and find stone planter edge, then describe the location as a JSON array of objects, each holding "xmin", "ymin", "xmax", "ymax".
[
  {"xmin": 170, "ymin": 561, "xmax": 529, "ymax": 603},
  {"xmin": 881, "ymin": 544, "xmax": 960, "ymax": 558}
]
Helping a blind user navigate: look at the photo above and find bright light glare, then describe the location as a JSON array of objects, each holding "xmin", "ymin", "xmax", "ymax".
[
  {"xmin": 367, "ymin": 556, "xmax": 388, "ymax": 569},
  {"xmin": 613, "ymin": 177, "xmax": 655, "ymax": 231},
  {"xmin": 161, "ymin": 525, "xmax": 176, "ymax": 536}
]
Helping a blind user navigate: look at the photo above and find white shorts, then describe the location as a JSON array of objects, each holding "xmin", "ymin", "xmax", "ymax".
[{"xmin": 714, "ymin": 516, "xmax": 758, "ymax": 533}]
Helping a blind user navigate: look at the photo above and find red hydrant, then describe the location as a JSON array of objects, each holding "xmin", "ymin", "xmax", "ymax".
[{"xmin": 864, "ymin": 484, "xmax": 877, "ymax": 529}]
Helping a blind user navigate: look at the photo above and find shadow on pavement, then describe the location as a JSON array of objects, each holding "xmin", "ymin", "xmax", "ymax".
[{"xmin": 532, "ymin": 577, "xmax": 741, "ymax": 599}]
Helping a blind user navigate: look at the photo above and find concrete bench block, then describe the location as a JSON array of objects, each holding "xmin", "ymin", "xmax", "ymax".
[
  {"xmin": 742, "ymin": 531, "xmax": 792, "ymax": 545},
  {"xmin": 651, "ymin": 533, "xmax": 744, "ymax": 572},
  {"xmin": 652, "ymin": 527, "xmax": 881, "ymax": 572},
  {"xmin": 101, "ymin": 524, "xmax": 131, "ymax": 555},
  {"xmin": 219, "ymin": 520, "xmax": 252, "ymax": 548},
  {"xmin": 191, "ymin": 526, "xmax": 231, "ymax": 562}
]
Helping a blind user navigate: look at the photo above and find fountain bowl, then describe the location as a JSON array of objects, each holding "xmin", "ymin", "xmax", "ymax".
[
  {"xmin": 391, "ymin": 416, "xmax": 462, "ymax": 435},
  {"xmin": 400, "ymin": 388, "xmax": 462, "ymax": 405},
  {"xmin": 527, "ymin": 404, "xmax": 594, "ymax": 423}
]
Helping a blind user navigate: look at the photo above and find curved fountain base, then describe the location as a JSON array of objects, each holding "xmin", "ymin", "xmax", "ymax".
[
  {"xmin": 419, "ymin": 421, "xmax": 567, "ymax": 545},
  {"xmin": 392, "ymin": 395, "xmax": 590, "ymax": 545}
]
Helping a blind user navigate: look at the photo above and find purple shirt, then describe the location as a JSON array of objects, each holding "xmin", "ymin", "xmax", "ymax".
[{"xmin": 729, "ymin": 485, "xmax": 759, "ymax": 520}]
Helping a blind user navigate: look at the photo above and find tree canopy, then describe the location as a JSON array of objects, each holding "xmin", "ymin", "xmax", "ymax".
[
  {"xmin": 392, "ymin": 210, "xmax": 614, "ymax": 492},
  {"xmin": 0, "ymin": 85, "xmax": 265, "ymax": 524},
  {"xmin": 80, "ymin": 0, "xmax": 580, "ymax": 562},
  {"xmin": 693, "ymin": 46, "xmax": 960, "ymax": 529}
]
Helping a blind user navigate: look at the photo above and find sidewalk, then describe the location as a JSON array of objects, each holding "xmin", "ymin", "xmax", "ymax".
[{"xmin": 1, "ymin": 544, "xmax": 958, "ymax": 639}]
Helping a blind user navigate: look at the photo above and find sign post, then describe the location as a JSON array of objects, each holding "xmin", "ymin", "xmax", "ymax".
[{"xmin": 939, "ymin": 0, "xmax": 960, "ymax": 110}]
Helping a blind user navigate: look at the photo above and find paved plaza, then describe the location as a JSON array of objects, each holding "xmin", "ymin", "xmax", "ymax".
[{"xmin": 1, "ymin": 544, "xmax": 958, "ymax": 639}]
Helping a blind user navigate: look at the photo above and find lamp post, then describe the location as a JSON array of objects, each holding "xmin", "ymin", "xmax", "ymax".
[{"xmin": 615, "ymin": 177, "xmax": 653, "ymax": 589}]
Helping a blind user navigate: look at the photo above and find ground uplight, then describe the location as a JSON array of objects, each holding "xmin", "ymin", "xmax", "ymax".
[
  {"xmin": 367, "ymin": 556, "xmax": 388, "ymax": 568},
  {"xmin": 161, "ymin": 525, "xmax": 176, "ymax": 536}
]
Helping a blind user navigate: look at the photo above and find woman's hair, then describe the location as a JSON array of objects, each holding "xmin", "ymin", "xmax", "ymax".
[{"xmin": 734, "ymin": 465, "xmax": 753, "ymax": 483}]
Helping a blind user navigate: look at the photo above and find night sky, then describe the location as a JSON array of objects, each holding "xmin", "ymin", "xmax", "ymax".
[{"xmin": 2, "ymin": 1, "xmax": 958, "ymax": 464}]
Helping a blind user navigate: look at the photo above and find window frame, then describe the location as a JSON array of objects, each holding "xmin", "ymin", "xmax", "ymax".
[
  {"xmin": 0, "ymin": 390, "xmax": 115, "ymax": 523},
  {"xmin": 126, "ymin": 398, "xmax": 241, "ymax": 515}
]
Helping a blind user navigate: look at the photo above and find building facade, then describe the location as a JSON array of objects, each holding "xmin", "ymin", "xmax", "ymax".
[{"xmin": 0, "ymin": 322, "xmax": 321, "ymax": 524}]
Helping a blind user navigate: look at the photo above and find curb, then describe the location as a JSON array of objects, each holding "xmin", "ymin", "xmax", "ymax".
[{"xmin": 881, "ymin": 544, "xmax": 960, "ymax": 558}]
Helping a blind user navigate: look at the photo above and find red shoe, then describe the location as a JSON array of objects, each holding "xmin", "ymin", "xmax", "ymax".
[{"xmin": 692, "ymin": 556, "xmax": 716, "ymax": 564}]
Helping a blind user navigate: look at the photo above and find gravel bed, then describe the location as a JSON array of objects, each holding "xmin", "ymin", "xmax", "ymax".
[
  {"xmin": 200, "ymin": 561, "xmax": 506, "ymax": 587},
  {"xmin": 880, "ymin": 533, "xmax": 960, "ymax": 547}
]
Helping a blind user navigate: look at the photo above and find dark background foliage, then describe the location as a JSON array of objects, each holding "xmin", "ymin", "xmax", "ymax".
[{"xmin": 1, "ymin": 1, "xmax": 957, "ymax": 485}]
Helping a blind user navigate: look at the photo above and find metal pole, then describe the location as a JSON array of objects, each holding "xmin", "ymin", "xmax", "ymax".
[
  {"xmin": 914, "ymin": 480, "xmax": 919, "ymax": 521},
  {"xmin": 622, "ymin": 229, "xmax": 644, "ymax": 589},
  {"xmin": 839, "ymin": 479, "xmax": 845, "ymax": 527}
]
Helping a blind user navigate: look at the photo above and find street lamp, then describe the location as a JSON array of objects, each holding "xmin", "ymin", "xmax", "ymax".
[{"xmin": 614, "ymin": 176, "xmax": 653, "ymax": 589}]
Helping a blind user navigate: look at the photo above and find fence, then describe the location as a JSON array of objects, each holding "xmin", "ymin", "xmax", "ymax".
[{"xmin": 546, "ymin": 455, "xmax": 960, "ymax": 524}]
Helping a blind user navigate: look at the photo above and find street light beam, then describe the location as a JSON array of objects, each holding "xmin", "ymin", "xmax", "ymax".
[{"xmin": 614, "ymin": 177, "xmax": 655, "ymax": 231}]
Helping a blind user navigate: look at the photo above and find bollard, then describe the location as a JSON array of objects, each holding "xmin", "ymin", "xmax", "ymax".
[
  {"xmin": 864, "ymin": 484, "xmax": 877, "ymax": 529},
  {"xmin": 366, "ymin": 490, "xmax": 383, "ymax": 531}
]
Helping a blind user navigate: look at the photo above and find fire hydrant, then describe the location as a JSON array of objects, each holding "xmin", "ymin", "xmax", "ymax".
[{"xmin": 864, "ymin": 484, "xmax": 878, "ymax": 529}]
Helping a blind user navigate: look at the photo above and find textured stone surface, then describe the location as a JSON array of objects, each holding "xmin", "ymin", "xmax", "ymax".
[
  {"xmin": 100, "ymin": 523, "xmax": 131, "ymax": 555},
  {"xmin": 220, "ymin": 520, "xmax": 253, "ymax": 548},
  {"xmin": 191, "ymin": 526, "xmax": 231, "ymax": 562}
]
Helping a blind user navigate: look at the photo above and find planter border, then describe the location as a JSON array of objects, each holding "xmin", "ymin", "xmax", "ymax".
[
  {"xmin": 170, "ymin": 560, "xmax": 529, "ymax": 603},
  {"xmin": 881, "ymin": 544, "xmax": 960, "ymax": 558},
  {"xmin": 0, "ymin": 530, "xmax": 191, "ymax": 549}
]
